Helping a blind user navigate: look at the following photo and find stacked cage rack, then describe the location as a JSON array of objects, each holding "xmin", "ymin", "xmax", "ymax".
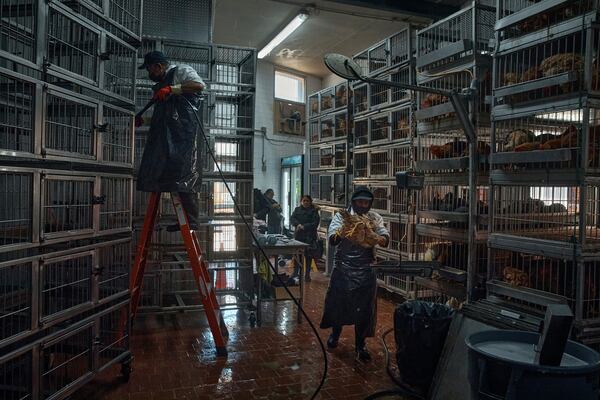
[
  {"xmin": 308, "ymin": 80, "xmax": 353, "ymax": 274},
  {"xmin": 0, "ymin": 0, "xmax": 138, "ymax": 397},
  {"xmin": 133, "ymin": 39, "xmax": 256, "ymax": 314},
  {"xmin": 348, "ymin": 27, "xmax": 421, "ymax": 297},
  {"xmin": 413, "ymin": 3, "xmax": 496, "ymax": 304},
  {"xmin": 488, "ymin": 0, "xmax": 600, "ymax": 346}
]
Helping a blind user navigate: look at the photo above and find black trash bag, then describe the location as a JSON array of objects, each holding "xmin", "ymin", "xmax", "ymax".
[
  {"xmin": 394, "ymin": 300, "xmax": 455, "ymax": 389},
  {"xmin": 137, "ymin": 67, "xmax": 202, "ymax": 193}
]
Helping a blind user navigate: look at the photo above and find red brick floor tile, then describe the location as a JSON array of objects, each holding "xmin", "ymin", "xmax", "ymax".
[{"xmin": 71, "ymin": 269, "xmax": 407, "ymax": 400}]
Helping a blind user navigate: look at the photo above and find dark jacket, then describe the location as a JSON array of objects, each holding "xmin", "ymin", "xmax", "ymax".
[
  {"xmin": 290, "ymin": 205, "xmax": 320, "ymax": 244},
  {"xmin": 266, "ymin": 197, "xmax": 282, "ymax": 233},
  {"xmin": 137, "ymin": 67, "xmax": 202, "ymax": 193}
]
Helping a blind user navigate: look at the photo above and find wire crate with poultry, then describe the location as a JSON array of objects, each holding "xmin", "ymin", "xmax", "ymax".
[
  {"xmin": 374, "ymin": 248, "xmax": 419, "ymax": 298},
  {"xmin": 490, "ymin": 104, "xmax": 600, "ymax": 175},
  {"xmin": 320, "ymin": 87, "xmax": 335, "ymax": 115},
  {"xmin": 384, "ymin": 215, "xmax": 417, "ymax": 257},
  {"xmin": 493, "ymin": 25, "xmax": 600, "ymax": 116},
  {"xmin": 416, "ymin": 3, "xmax": 496, "ymax": 74}
]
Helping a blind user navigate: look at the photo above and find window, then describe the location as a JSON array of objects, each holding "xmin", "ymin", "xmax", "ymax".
[{"xmin": 275, "ymin": 70, "xmax": 305, "ymax": 103}]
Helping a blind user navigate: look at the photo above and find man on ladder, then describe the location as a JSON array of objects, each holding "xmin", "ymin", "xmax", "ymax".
[{"xmin": 130, "ymin": 51, "xmax": 229, "ymax": 356}]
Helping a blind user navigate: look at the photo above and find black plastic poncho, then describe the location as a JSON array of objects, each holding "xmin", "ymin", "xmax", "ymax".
[{"xmin": 137, "ymin": 67, "xmax": 202, "ymax": 193}]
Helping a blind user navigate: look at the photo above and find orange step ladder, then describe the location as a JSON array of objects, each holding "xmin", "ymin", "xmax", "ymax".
[{"xmin": 128, "ymin": 192, "xmax": 229, "ymax": 356}]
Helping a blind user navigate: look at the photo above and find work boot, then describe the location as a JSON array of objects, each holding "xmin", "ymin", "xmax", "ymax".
[
  {"xmin": 327, "ymin": 334, "xmax": 339, "ymax": 349},
  {"xmin": 355, "ymin": 345, "xmax": 371, "ymax": 362}
]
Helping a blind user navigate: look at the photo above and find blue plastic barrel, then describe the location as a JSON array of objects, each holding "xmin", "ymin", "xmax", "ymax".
[{"xmin": 466, "ymin": 330, "xmax": 600, "ymax": 400}]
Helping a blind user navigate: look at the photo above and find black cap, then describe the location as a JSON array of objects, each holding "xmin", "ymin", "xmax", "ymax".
[
  {"xmin": 138, "ymin": 51, "xmax": 168, "ymax": 70},
  {"xmin": 351, "ymin": 185, "xmax": 373, "ymax": 201}
]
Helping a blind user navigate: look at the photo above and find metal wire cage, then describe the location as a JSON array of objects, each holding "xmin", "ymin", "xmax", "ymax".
[
  {"xmin": 375, "ymin": 250, "xmax": 417, "ymax": 297},
  {"xmin": 416, "ymin": 3, "xmax": 496, "ymax": 73},
  {"xmin": 334, "ymin": 111, "xmax": 348, "ymax": 138},
  {"xmin": 97, "ymin": 303, "xmax": 130, "ymax": 369},
  {"xmin": 416, "ymin": 233, "xmax": 488, "ymax": 277},
  {"xmin": 46, "ymin": 4, "xmax": 101, "ymax": 85},
  {"xmin": 369, "ymin": 184, "xmax": 390, "ymax": 214},
  {"xmin": 388, "ymin": 217, "xmax": 416, "ymax": 256},
  {"xmin": 309, "ymin": 93, "xmax": 319, "ymax": 117},
  {"xmin": 491, "ymin": 184, "xmax": 600, "ymax": 248},
  {"xmin": 99, "ymin": 176, "xmax": 132, "ymax": 233},
  {"xmin": 213, "ymin": 44, "xmax": 256, "ymax": 87},
  {"xmin": 0, "ymin": 348, "xmax": 32, "ymax": 399},
  {"xmin": 333, "ymin": 142, "xmax": 347, "ymax": 169},
  {"xmin": 309, "ymin": 146, "xmax": 320, "ymax": 170},
  {"xmin": 0, "ymin": 259, "xmax": 33, "ymax": 346},
  {"xmin": 369, "ymin": 80, "xmax": 389, "ymax": 109},
  {"xmin": 488, "ymin": 248, "xmax": 600, "ymax": 323},
  {"xmin": 98, "ymin": 239, "xmax": 131, "ymax": 301},
  {"xmin": 391, "ymin": 105, "xmax": 412, "ymax": 142},
  {"xmin": 0, "ymin": 169, "xmax": 34, "ymax": 251},
  {"xmin": 309, "ymin": 119, "xmax": 319, "ymax": 143},
  {"xmin": 334, "ymin": 82, "xmax": 349, "ymax": 109},
  {"xmin": 319, "ymin": 146, "xmax": 333, "ymax": 170},
  {"xmin": 320, "ymin": 87, "xmax": 334, "ymax": 114},
  {"xmin": 102, "ymin": 104, "xmax": 134, "ymax": 166},
  {"xmin": 103, "ymin": 34, "xmax": 137, "ymax": 102},
  {"xmin": 207, "ymin": 89, "xmax": 254, "ymax": 133},
  {"xmin": 320, "ymin": 115, "xmax": 334, "ymax": 141},
  {"xmin": 41, "ymin": 325, "xmax": 93, "ymax": 399},
  {"xmin": 333, "ymin": 172, "xmax": 347, "ymax": 206},
  {"xmin": 44, "ymin": 89, "xmax": 98, "ymax": 160},
  {"xmin": 369, "ymin": 148, "xmax": 391, "ymax": 178},
  {"xmin": 353, "ymin": 150, "xmax": 368, "ymax": 179},
  {"xmin": 162, "ymin": 40, "xmax": 211, "ymax": 82},
  {"xmin": 496, "ymin": 0, "xmax": 598, "ymax": 42},
  {"xmin": 309, "ymin": 173, "xmax": 319, "ymax": 200},
  {"xmin": 370, "ymin": 114, "xmax": 391, "ymax": 143},
  {"xmin": 354, "ymin": 118, "xmax": 368, "ymax": 146},
  {"xmin": 0, "ymin": 70, "xmax": 36, "ymax": 156},
  {"xmin": 491, "ymin": 106, "xmax": 600, "ymax": 172},
  {"xmin": 0, "ymin": 0, "xmax": 38, "ymax": 65},
  {"xmin": 353, "ymin": 83, "xmax": 368, "ymax": 115},
  {"xmin": 203, "ymin": 135, "xmax": 253, "ymax": 175},
  {"xmin": 319, "ymin": 174, "xmax": 333, "ymax": 203},
  {"xmin": 494, "ymin": 27, "xmax": 600, "ymax": 108}
]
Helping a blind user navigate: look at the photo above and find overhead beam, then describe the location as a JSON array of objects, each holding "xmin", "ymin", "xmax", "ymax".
[{"xmin": 325, "ymin": 0, "xmax": 460, "ymax": 21}]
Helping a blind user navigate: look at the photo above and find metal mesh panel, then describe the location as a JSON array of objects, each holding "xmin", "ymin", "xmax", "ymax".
[
  {"xmin": 102, "ymin": 106, "xmax": 133, "ymax": 165},
  {"xmin": 370, "ymin": 150, "xmax": 389, "ymax": 177},
  {"xmin": 0, "ymin": 261, "xmax": 31, "ymax": 343},
  {"xmin": 489, "ymin": 249, "xmax": 587, "ymax": 315},
  {"xmin": 0, "ymin": 171, "xmax": 32, "ymax": 248},
  {"xmin": 391, "ymin": 186, "xmax": 410, "ymax": 215},
  {"xmin": 41, "ymin": 326, "xmax": 93, "ymax": 399},
  {"xmin": 334, "ymin": 142, "xmax": 346, "ymax": 168},
  {"xmin": 98, "ymin": 305, "xmax": 129, "ymax": 367},
  {"xmin": 417, "ymin": 129, "xmax": 491, "ymax": 173},
  {"xmin": 391, "ymin": 107, "xmax": 411, "ymax": 141},
  {"xmin": 98, "ymin": 242, "xmax": 130, "ymax": 300},
  {"xmin": 209, "ymin": 136, "xmax": 252, "ymax": 173},
  {"xmin": 309, "ymin": 94, "xmax": 319, "ymax": 117},
  {"xmin": 320, "ymin": 146, "xmax": 333, "ymax": 169},
  {"xmin": 142, "ymin": 0, "xmax": 212, "ymax": 43},
  {"xmin": 309, "ymin": 147, "xmax": 319, "ymax": 169},
  {"xmin": 354, "ymin": 151, "xmax": 368, "ymax": 178},
  {"xmin": 416, "ymin": 5, "xmax": 495, "ymax": 71},
  {"xmin": 309, "ymin": 174, "xmax": 319, "ymax": 199},
  {"xmin": 0, "ymin": 72, "xmax": 35, "ymax": 154},
  {"xmin": 209, "ymin": 91, "xmax": 253, "ymax": 132},
  {"xmin": 392, "ymin": 145, "xmax": 412, "ymax": 173},
  {"xmin": 163, "ymin": 42, "xmax": 211, "ymax": 81},
  {"xmin": 335, "ymin": 82, "xmax": 348, "ymax": 108},
  {"xmin": 42, "ymin": 178, "xmax": 94, "ymax": 236},
  {"xmin": 213, "ymin": 45, "xmax": 255, "ymax": 86},
  {"xmin": 309, "ymin": 120, "xmax": 319, "ymax": 143},
  {"xmin": 498, "ymin": 0, "xmax": 597, "ymax": 40},
  {"xmin": 390, "ymin": 29, "xmax": 411, "ymax": 66},
  {"xmin": 109, "ymin": 0, "xmax": 142, "ymax": 35},
  {"xmin": 0, "ymin": 351, "xmax": 31, "ymax": 400},
  {"xmin": 391, "ymin": 66, "xmax": 411, "ymax": 103},
  {"xmin": 333, "ymin": 173, "xmax": 346, "ymax": 206},
  {"xmin": 319, "ymin": 175, "xmax": 332, "ymax": 202},
  {"xmin": 47, "ymin": 7, "xmax": 99, "ymax": 83},
  {"xmin": 420, "ymin": 184, "xmax": 488, "ymax": 231},
  {"xmin": 370, "ymin": 115, "xmax": 390, "ymax": 142},
  {"xmin": 320, "ymin": 88, "xmax": 334, "ymax": 113},
  {"xmin": 371, "ymin": 186, "xmax": 389, "ymax": 213},
  {"xmin": 209, "ymin": 180, "xmax": 252, "ymax": 217},
  {"xmin": 320, "ymin": 116, "xmax": 333, "ymax": 140},
  {"xmin": 353, "ymin": 50, "xmax": 368, "ymax": 75},
  {"xmin": 100, "ymin": 176, "xmax": 131, "ymax": 231},
  {"xmin": 0, "ymin": 0, "xmax": 37, "ymax": 63},
  {"xmin": 353, "ymin": 85, "xmax": 368, "ymax": 114},
  {"xmin": 389, "ymin": 220, "xmax": 412, "ymax": 254},
  {"xmin": 103, "ymin": 36, "xmax": 135, "ymax": 101},
  {"xmin": 370, "ymin": 82, "xmax": 389, "ymax": 108},
  {"xmin": 42, "ymin": 254, "xmax": 93, "ymax": 318},
  {"xmin": 334, "ymin": 112, "xmax": 347, "ymax": 138},
  {"xmin": 417, "ymin": 234, "xmax": 488, "ymax": 276},
  {"xmin": 45, "ymin": 93, "xmax": 96, "ymax": 158},
  {"xmin": 354, "ymin": 119, "xmax": 368, "ymax": 146},
  {"xmin": 368, "ymin": 41, "xmax": 387, "ymax": 74},
  {"xmin": 492, "ymin": 185, "xmax": 599, "ymax": 246}
]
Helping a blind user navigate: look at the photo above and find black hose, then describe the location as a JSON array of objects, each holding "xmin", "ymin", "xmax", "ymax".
[
  {"xmin": 363, "ymin": 389, "xmax": 418, "ymax": 400},
  {"xmin": 183, "ymin": 97, "xmax": 328, "ymax": 400}
]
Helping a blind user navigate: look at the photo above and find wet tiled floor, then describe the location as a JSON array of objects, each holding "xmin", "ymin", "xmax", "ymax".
[{"xmin": 74, "ymin": 269, "xmax": 405, "ymax": 399}]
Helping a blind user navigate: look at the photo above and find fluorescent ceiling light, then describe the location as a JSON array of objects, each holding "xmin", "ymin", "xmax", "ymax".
[{"xmin": 258, "ymin": 12, "xmax": 309, "ymax": 59}]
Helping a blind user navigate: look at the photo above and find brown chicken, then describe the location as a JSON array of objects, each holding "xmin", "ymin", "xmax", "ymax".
[
  {"xmin": 514, "ymin": 142, "xmax": 540, "ymax": 152},
  {"xmin": 505, "ymin": 129, "xmax": 536, "ymax": 151},
  {"xmin": 429, "ymin": 139, "xmax": 468, "ymax": 159},
  {"xmin": 420, "ymin": 93, "xmax": 448, "ymax": 109},
  {"xmin": 540, "ymin": 124, "xmax": 578, "ymax": 150},
  {"xmin": 503, "ymin": 266, "xmax": 530, "ymax": 287},
  {"xmin": 336, "ymin": 85, "xmax": 347, "ymax": 106}
]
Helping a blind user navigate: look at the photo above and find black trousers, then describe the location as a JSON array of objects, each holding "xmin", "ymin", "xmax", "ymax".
[
  {"xmin": 331, "ymin": 323, "xmax": 369, "ymax": 348},
  {"xmin": 179, "ymin": 192, "xmax": 199, "ymax": 225},
  {"xmin": 293, "ymin": 255, "xmax": 313, "ymax": 279}
]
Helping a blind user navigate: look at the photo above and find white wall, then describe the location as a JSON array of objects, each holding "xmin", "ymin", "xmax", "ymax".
[{"xmin": 253, "ymin": 59, "xmax": 321, "ymax": 199}]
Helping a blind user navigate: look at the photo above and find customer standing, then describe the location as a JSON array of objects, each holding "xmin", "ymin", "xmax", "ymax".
[
  {"xmin": 290, "ymin": 195, "xmax": 320, "ymax": 282},
  {"xmin": 263, "ymin": 189, "xmax": 283, "ymax": 234}
]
